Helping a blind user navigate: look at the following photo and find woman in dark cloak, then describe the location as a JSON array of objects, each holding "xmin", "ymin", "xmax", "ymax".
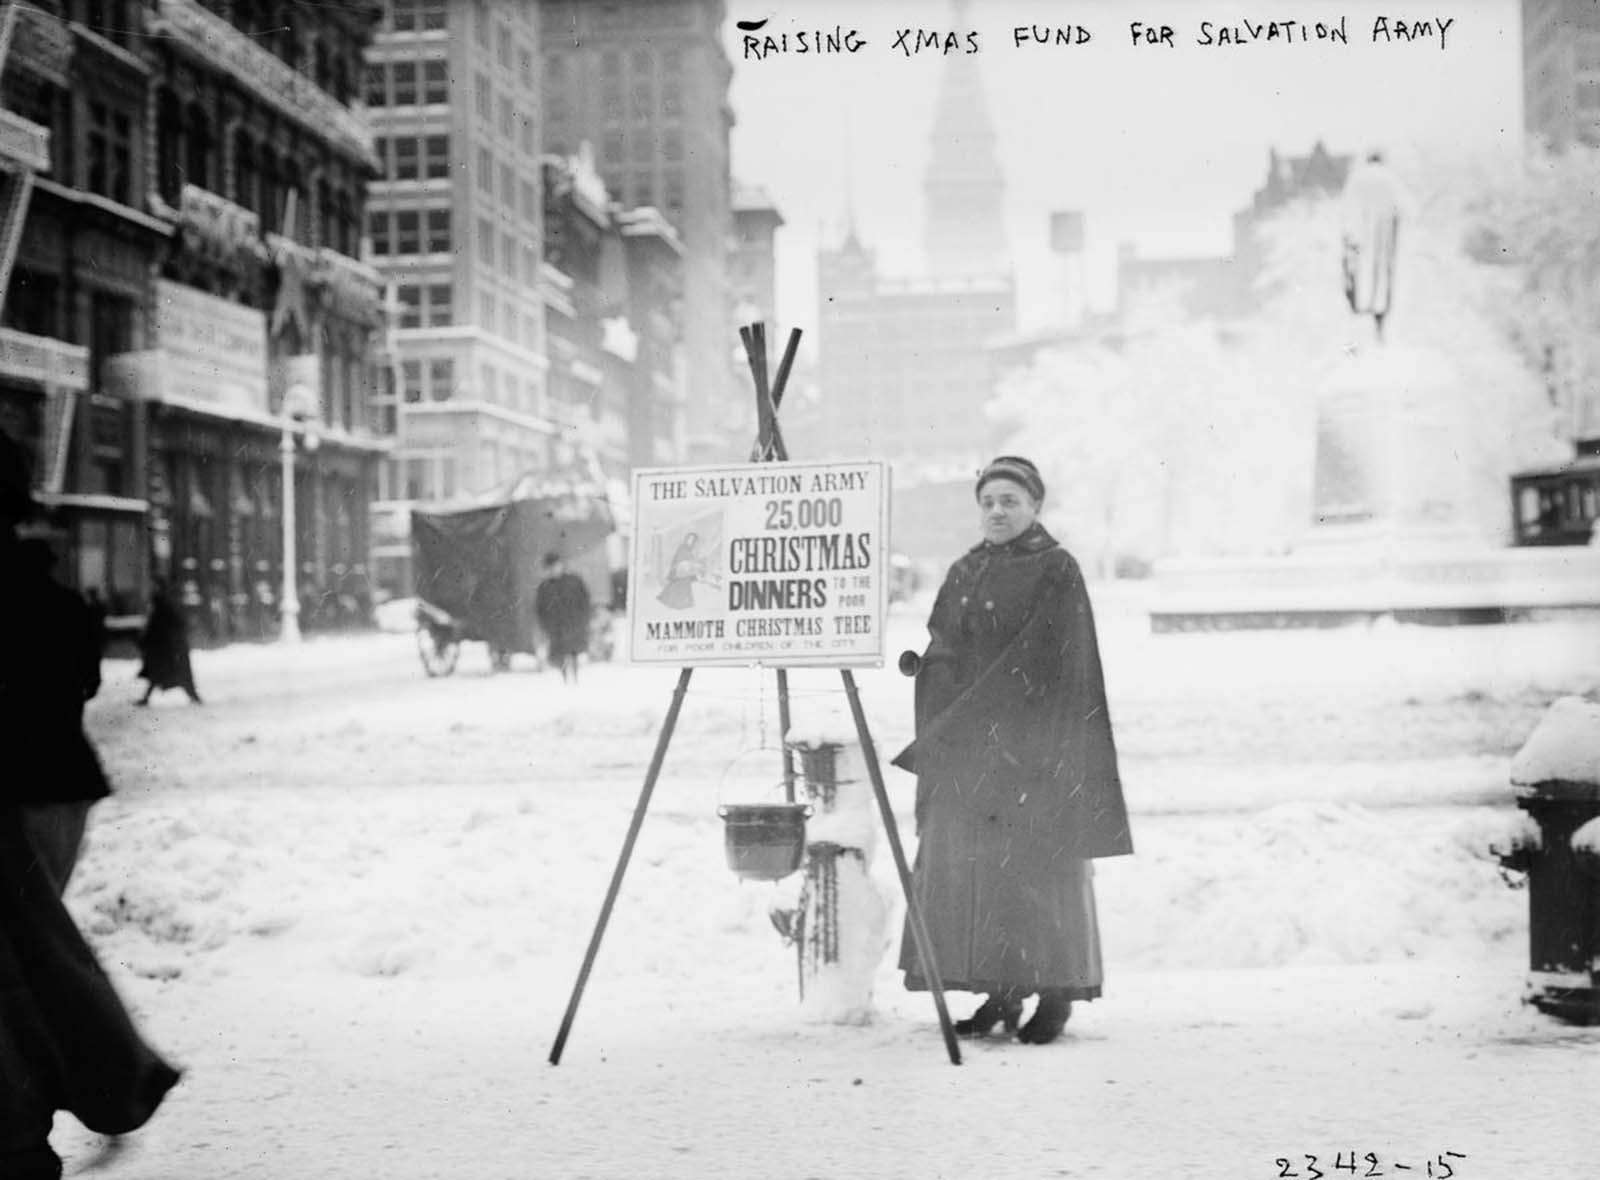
[
  {"xmin": 892, "ymin": 456, "xmax": 1133, "ymax": 1045},
  {"xmin": 136, "ymin": 578, "xmax": 201, "ymax": 705}
]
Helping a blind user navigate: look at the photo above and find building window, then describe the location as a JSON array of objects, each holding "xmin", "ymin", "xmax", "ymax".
[
  {"xmin": 475, "ymin": 73, "xmax": 491, "ymax": 119},
  {"xmin": 499, "ymin": 96, "xmax": 514, "ymax": 139},
  {"xmin": 664, "ymin": 129, "xmax": 683, "ymax": 161},
  {"xmin": 519, "ymin": 48, "xmax": 533, "ymax": 89},
  {"xmin": 664, "ymin": 172, "xmax": 683, "ymax": 212},
  {"xmin": 519, "ymin": 115, "xmax": 534, "ymax": 156},
  {"xmin": 500, "ymin": 163, "xmax": 515, "ymax": 206},
  {"xmin": 2, "ymin": 269, "xmax": 60, "ymax": 339},
  {"xmin": 480, "ymin": 291, "xmax": 495, "ymax": 326},
  {"xmin": 601, "ymin": 51, "xmax": 620, "ymax": 76},
  {"xmin": 602, "ymin": 131, "xmax": 623, "ymax": 164},
  {"xmin": 395, "ymin": 210, "xmax": 420, "ymax": 254},
  {"xmin": 522, "ymin": 243, "xmax": 537, "ymax": 284},
  {"xmin": 424, "ymin": 134, "xmax": 450, "ymax": 179},
  {"xmin": 474, "ymin": 0, "xmax": 490, "ymax": 46},
  {"xmin": 426, "ymin": 284, "xmax": 453, "ymax": 326},
  {"xmin": 477, "ymin": 217, "xmax": 494, "ymax": 265},
  {"xmin": 520, "ymin": 180, "xmax": 535, "ymax": 220},
  {"xmin": 664, "ymin": 47, "xmax": 683, "ymax": 74},
  {"xmin": 90, "ymin": 290, "xmax": 135, "ymax": 394},
  {"xmin": 631, "ymin": 83, "xmax": 651, "ymax": 118},
  {"xmin": 423, "ymin": 59, "xmax": 449, "ymax": 104},
  {"xmin": 501, "ymin": 230, "xmax": 515, "ymax": 276},
  {"xmin": 602, "ymin": 83, "xmax": 623, "ymax": 121},
  {"xmin": 477, "ymin": 147, "xmax": 492, "ymax": 192},
  {"xmin": 365, "ymin": 61, "xmax": 387, "ymax": 105},
  {"xmin": 424, "ymin": 208, "xmax": 450, "ymax": 252},
  {"xmin": 368, "ymin": 210, "xmax": 391, "ymax": 254},
  {"xmin": 86, "ymin": 102, "xmax": 133, "ymax": 205},
  {"xmin": 662, "ymin": 81, "xmax": 682, "ymax": 118},
  {"xmin": 394, "ymin": 137, "xmax": 420, "ymax": 179},
  {"xmin": 393, "ymin": 60, "xmax": 419, "ymax": 105},
  {"xmin": 428, "ymin": 358, "xmax": 454, "ymax": 400},
  {"xmin": 497, "ymin": 23, "xmax": 513, "ymax": 69},
  {"xmin": 630, "ymin": 132, "xmax": 651, "ymax": 163},
  {"xmin": 396, "ymin": 285, "xmax": 421, "ymax": 329},
  {"xmin": 233, "ymin": 132, "xmax": 258, "ymax": 213},
  {"xmin": 401, "ymin": 359, "xmax": 423, "ymax": 401}
]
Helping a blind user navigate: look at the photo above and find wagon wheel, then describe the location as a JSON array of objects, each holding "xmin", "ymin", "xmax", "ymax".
[{"xmin": 417, "ymin": 624, "xmax": 460, "ymax": 677}]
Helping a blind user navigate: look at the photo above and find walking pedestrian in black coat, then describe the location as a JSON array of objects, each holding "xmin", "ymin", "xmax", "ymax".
[
  {"xmin": 136, "ymin": 578, "xmax": 201, "ymax": 705},
  {"xmin": 0, "ymin": 432, "xmax": 180, "ymax": 1179},
  {"xmin": 535, "ymin": 552, "xmax": 592, "ymax": 685}
]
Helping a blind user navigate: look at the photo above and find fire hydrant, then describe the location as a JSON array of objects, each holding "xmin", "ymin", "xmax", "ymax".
[
  {"xmin": 1492, "ymin": 696, "xmax": 1600, "ymax": 1025},
  {"xmin": 773, "ymin": 734, "xmax": 891, "ymax": 1025}
]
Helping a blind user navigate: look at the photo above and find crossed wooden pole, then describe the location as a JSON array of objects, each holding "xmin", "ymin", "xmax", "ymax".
[{"xmin": 548, "ymin": 323, "xmax": 962, "ymax": 1066}]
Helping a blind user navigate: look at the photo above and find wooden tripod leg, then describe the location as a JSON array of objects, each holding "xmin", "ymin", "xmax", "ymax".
[
  {"xmin": 549, "ymin": 666, "xmax": 694, "ymax": 1064},
  {"xmin": 838, "ymin": 669, "xmax": 962, "ymax": 1066},
  {"xmin": 776, "ymin": 668, "xmax": 796, "ymax": 802}
]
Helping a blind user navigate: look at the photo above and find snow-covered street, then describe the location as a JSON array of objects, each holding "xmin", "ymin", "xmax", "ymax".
[{"xmin": 53, "ymin": 599, "xmax": 1600, "ymax": 1178}]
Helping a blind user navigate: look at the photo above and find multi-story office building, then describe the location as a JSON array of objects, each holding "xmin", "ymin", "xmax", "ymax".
[
  {"xmin": 365, "ymin": 0, "xmax": 550, "ymax": 524},
  {"xmin": 2, "ymin": 0, "xmax": 389, "ymax": 642},
  {"xmin": 539, "ymin": 0, "xmax": 736, "ymax": 462},
  {"xmin": 730, "ymin": 181, "xmax": 783, "ymax": 326},
  {"xmin": 1523, "ymin": 0, "xmax": 1600, "ymax": 150},
  {"xmin": 813, "ymin": 231, "xmax": 1015, "ymax": 466},
  {"xmin": 542, "ymin": 148, "xmax": 687, "ymax": 483}
]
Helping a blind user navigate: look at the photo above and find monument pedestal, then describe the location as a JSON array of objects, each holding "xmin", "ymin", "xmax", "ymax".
[{"xmin": 1148, "ymin": 346, "xmax": 1600, "ymax": 630}]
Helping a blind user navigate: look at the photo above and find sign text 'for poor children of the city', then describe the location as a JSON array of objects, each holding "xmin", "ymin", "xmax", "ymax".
[{"xmin": 628, "ymin": 460, "xmax": 889, "ymax": 668}]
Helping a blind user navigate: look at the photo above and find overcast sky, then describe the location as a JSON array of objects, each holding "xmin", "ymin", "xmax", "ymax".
[{"xmin": 722, "ymin": 0, "xmax": 1523, "ymax": 337}]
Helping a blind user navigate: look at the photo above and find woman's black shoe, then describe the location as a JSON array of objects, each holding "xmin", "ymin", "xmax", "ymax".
[
  {"xmin": 1017, "ymin": 989, "xmax": 1072, "ymax": 1044},
  {"xmin": 953, "ymin": 993, "xmax": 1025, "ymax": 1037}
]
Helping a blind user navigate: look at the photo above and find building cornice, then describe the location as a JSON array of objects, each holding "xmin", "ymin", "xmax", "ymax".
[{"xmin": 148, "ymin": 0, "xmax": 378, "ymax": 171}]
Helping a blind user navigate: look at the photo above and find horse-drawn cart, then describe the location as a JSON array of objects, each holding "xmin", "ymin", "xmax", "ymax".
[{"xmin": 411, "ymin": 481, "xmax": 617, "ymax": 677}]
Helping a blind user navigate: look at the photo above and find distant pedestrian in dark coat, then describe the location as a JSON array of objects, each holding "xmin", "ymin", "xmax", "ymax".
[
  {"xmin": 534, "ymin": 552, "xmax": 591, "ymax": 685},
  {"xmin": 0, "ymin": 432, "xmax": 181, "ymax": 1179},
  {"xmin": 136, "ymin": 579, "xmax": 201, "ymax": 705},
  {"xmin": 892, "ymin": 456, "xmax": 1133, "ymax": 1046}
]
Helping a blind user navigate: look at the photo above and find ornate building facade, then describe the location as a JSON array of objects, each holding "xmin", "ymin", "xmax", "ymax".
[{"xmin": 2, "ymin": 0, "xmax": 388, "ymax": 642}]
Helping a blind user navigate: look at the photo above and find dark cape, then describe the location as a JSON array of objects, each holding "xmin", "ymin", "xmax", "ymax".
[
  {"xmin": 891, "ymin": 524, "xmax": 1132, "ymax": 861},
  {"xmin": 137, "ymin": 593, "xmax": 196, "ymax": 691},
  {"xmin": 534, "ymin": 571, "xmax": 592, "ymax": 661}
]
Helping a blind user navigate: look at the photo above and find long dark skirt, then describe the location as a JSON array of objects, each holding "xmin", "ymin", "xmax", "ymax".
[{"xmin": 899, "ymin": 799, "xmax": 1104, "ymax": 999}]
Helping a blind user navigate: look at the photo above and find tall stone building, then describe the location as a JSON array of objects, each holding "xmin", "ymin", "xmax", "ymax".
[
  {"xmin": 364, "ymin": 0, "xmax": 549, "ymax": 515},
  {"xmin": 1522, "ymin": 0, "xmax": 1600, "ymax": 150},
  {"xmin": 810, "ymin": 21, "xmax": 1016, "ymax": 474},
  {"xmin": 730, "ymin": 181, "xmax": 783, "ymax": 326},
  {"xmin": 2, "ymin": 0, "xmax": 389, "ymax": 642},
  {"xmin": 922, "ymin": 0, "xmax": 1009, "ymax": 280},
  {"xmin": 539, "ymin": 0, "xmax": 736, "ymax": 462}
]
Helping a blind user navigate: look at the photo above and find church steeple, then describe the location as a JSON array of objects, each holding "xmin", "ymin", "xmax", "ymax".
[{"xmin": 922, "ymin": 0, "xmax": 1009, "ymax": 278}]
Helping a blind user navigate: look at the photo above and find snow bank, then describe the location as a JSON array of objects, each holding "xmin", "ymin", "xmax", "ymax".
[
  {"xmin": 1510, "ymin": 695, "xmax": 1600, "ymax": 788},
  {"xmin": 1573, "ymin": 817, "xmax": 1600, "ymax": 857}
]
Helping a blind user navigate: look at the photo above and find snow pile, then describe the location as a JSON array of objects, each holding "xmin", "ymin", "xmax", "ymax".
[
  {"xmin": 1485, "ymin": 810, "xmax": 1543, "ymax": 857},
  {"xmin": 1572, "ymin": 817, "xmax": 1600, "ymax": 857},
  {"xmin": 1098, "ymin": 803, "xmax": 1524, "ymax": 970},
  {"xmin": 1510, "ymin": 695, "xmax": 1600, "ymax": 788}
]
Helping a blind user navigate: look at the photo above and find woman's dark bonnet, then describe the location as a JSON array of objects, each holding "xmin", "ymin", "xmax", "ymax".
[{"xmin": 975, "ymin": 456, "xmax": 1045, "ymax": 504}]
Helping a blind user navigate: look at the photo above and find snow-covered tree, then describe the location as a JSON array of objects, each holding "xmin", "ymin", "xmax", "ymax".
[{"xmin": 1467, "ymin": 145, "xmax": 1600, "ymax": 443}]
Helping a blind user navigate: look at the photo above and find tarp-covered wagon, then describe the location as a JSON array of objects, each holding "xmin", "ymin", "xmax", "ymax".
[{"xmin": 411, "ymin": 479, "xmax": 618, "ymax": 676}]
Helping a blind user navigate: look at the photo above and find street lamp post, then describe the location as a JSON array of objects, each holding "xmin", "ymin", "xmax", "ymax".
[{"xmin": 279, "ymin": 379, "xmax": 318, "ymax": 643}]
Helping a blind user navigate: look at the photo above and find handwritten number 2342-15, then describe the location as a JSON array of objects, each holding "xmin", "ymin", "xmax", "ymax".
[{"xmin": 1276, "ymin": 1153, "xmax": 1465, "ymax": 1178}]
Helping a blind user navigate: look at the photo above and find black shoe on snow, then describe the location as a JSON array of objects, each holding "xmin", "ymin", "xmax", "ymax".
[
  {"xmin": 954, "ymin": 993, "xmax": 1025, "ymax": 1037},
  {"xmin": 1017, "ymin": 990, "xmax": 1072, "ymax": 1044}
]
